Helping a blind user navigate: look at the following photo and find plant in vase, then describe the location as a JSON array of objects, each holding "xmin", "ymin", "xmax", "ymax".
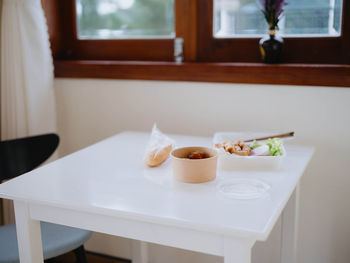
[{"xmin": 258, "ymin": 0, "xmax": 287, "ymax": 63}]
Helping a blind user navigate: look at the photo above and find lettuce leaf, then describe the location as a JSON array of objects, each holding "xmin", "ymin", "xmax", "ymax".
[{"xmin": 266, "ymin": 138, "xmax": 283, "ymax": 156}]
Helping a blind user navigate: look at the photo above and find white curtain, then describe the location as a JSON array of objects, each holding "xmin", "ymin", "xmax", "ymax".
[{"xmin": 1, "ymin": 0, "xmax": 57, "ymax": 224}]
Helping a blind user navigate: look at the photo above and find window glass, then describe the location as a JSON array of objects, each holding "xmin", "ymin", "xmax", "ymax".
[
  {"xmin": 214, "ymin": 0, "xmax": 343, "ymax": 37},
  {"xmin": 76, "ymin": 0, "xmax": 174, "ymax": 39}
]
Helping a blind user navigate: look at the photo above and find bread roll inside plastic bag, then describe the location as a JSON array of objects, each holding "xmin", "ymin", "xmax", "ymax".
[{"xmin": 144, "ymin": 124, "xmax": 175, "ymax": 167}]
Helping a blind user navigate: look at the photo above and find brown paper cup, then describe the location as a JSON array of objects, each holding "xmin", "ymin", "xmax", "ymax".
[{"xmin": 171, "ymin": 147, "xmax": 218, "ymax": 183}]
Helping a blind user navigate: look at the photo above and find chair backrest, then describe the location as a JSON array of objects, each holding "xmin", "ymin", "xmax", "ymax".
[{"xmin": 0, "ymin": 134, "xmax": 59, "ymax": 181}]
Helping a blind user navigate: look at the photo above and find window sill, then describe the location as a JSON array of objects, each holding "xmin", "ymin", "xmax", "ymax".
[{"xmin": 54, "ymin": 60, "xmax": 350, "ymax": 87}]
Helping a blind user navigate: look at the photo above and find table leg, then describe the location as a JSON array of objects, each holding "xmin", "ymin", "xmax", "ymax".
[
  {"xmin": 280, "ymin": 183, "xmax": 300, "ymax": 263},
  {"xmin": 224, "ymin": 237, "xmax": 254, "ymax": 263},
  {"xmin": 132, "ymin": 240, "xmax": 148, "ymax": 263},
  {"xmin": 14, "ymin": 200, "xmax": 44, "ymax": 263}
]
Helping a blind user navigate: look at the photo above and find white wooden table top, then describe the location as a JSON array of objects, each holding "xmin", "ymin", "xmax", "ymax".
[{"xmin": 0, "ymin": 131, "xmax": 313, "ymax": 241}]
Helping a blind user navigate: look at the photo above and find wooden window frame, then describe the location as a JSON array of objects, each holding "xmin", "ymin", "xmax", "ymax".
[
  {"xmin": 43, "ymin": 0, "xmax": 350, "ymax": 87},
  {"xmin": 44, "ymin": 0, "xmax": 197, "ymax": 61},
  {"xmin": 198, "ymin": 1, "xmax": 350, "ymax": 64}
]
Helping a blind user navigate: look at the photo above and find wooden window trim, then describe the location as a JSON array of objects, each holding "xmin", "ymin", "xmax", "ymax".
[
  {"xmin": 54, "ymin": 60, "xmax": 350, "ymax": 87},
  {"xmin": 43, "ymin": 0, "xmax": 350, "ymax": 87}
]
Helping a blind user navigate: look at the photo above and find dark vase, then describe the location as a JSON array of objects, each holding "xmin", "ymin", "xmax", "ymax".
[{"xmin": 259, "ymin": 30, "xmax": 283, "ymax": 63}]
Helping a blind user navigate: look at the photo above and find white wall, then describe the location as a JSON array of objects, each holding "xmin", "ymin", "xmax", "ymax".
[{"xmin": 55, "ymin": 78, "xmax": 350, "ymax": 263}]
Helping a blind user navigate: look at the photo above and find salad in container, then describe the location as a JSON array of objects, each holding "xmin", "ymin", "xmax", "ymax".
[{"xmin": 213, "ymin": 132, "xmax": 293, "ymax": 170}]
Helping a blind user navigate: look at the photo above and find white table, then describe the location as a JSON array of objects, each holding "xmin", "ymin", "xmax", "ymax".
[{"xmin": 0, "ymin": 132, "xmax": 313, "ymax": 263}]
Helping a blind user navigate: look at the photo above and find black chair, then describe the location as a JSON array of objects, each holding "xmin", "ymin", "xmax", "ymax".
[{"xmin": 0, "ymin": 134, "xmax": 91, "ymax": 263}]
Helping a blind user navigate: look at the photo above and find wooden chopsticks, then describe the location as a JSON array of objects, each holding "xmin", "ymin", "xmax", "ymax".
[{"xmin": 243, "ymin": 132, "xmax": 295, "ymax": 143}]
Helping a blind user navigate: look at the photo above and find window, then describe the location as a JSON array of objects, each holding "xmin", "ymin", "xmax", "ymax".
[
  {"xmin": 214, "ymin": 0, "xmax": 343, "ymax": 37},
  {"xmin": 198, "ymin": 0, "xmax": 350, "ymax": 63},
  {"xmin": 47, "ymin": 0, "xmax": 181, "ymax": 61},
  {"xmin": 43, "ymin": 0, "xmax": 350, "ymax": 86}
]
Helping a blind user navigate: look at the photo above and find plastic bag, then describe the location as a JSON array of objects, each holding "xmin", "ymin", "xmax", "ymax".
[{"xmin": 144, "ymin": 124, "xmax": 175, "ymax": 167}]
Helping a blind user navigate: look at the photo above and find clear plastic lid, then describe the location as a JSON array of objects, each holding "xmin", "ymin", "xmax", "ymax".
[{"xmin": 217, "ymin": 178, "xmax": 270, "ymax": 199}]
